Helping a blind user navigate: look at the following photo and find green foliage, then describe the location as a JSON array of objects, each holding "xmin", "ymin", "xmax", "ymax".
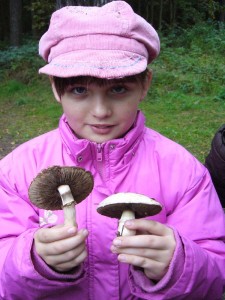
[
  {"xmin": 1, "ymin": 80, "xmax": 26, "ymax": 95},
  {"xmin": 207, "ymin": 0, "xmax": 221, "ymax": 19},
  {"xmin": 155, "ymin": 22, "xmax": 225, "ymax": 101},
  {"xmin": 162, "ymin": 21, "xmax": 225, "ymax": 54},
  {"xmin": 0, "ymin": 40, "xmax": 44, "ymax": 83},
  {"xmin": 140, "ymin": 22, "xmax": 225, "ymax": 162},
  {"xmin": 25, "ymin": 1, "xmax": 55, "ymax": 35},
  {"xmin": 176, "ymin": 0, "xmax": 221, "ymax": 24},
  {"xmin": 213, "ymin": 88, "xmax": 225, "ymax": 102}
]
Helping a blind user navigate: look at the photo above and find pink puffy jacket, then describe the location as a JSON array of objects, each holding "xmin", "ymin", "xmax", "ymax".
[{"xmin": 0, "ymin": 111, "xmax": 225, "ymax": 300}]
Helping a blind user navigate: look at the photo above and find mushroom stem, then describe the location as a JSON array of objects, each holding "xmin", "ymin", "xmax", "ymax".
[
  {"xmin": 117, "ymin": 210, "xmax": 136, "ymax": 236},
  {"xmin": 57, "ymin": 185, "xmax": 76, "ymax": 226}
]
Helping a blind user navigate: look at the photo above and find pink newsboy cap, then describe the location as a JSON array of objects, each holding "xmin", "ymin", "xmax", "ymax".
[{"xmin": 39, "ymin": 1, "xmax": 160, "ymax": 78}]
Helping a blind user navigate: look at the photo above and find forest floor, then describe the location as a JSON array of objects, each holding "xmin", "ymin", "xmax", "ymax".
[
  {"xmin": 0, "ymin": 135, "xmax": 19, "ymax": 159},
  {"xmin": 0, "ymin": 102, "xmax": 21, "ymax": 160}
]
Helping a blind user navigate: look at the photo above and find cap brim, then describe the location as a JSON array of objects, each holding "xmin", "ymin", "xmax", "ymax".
[{"xmin": 39, "ymin": 50, "xmax": 148, "ymax": 79}]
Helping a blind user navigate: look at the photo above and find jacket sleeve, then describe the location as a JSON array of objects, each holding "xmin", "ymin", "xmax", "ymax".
[
  {"xmin": 205, "ymin": 124, "xmax": 225, "ymax": 207},
  {"xmin": 0, "ymin": 153, "xmax": 86, "ymax": 300},
  {"xmin": 128, "ymin": 156, "xmax": 225, "ymax": 299}
]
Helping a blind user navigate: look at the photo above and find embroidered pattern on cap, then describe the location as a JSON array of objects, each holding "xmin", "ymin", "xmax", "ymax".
[{"xmin": 49, "ymin": 55, "xmax": 143, "ymax": 70}]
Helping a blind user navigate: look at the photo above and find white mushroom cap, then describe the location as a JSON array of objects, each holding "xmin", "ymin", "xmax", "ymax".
[{"xmin": 97, "ymin": 192, "xmax": 162, "ymax": 219}]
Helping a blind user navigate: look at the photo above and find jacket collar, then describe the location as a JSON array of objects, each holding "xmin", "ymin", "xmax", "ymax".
[{"xmin": 59, "ymin": 111, "xmax": 146, "ymax": 166}]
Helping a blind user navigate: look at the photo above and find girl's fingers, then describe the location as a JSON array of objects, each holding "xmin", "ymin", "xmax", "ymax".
[
  {"xmin": 35, "ymin": 229, "xmax": 88, "ymax": 257},
  {"xmin": 112, "ymin": 220, "xmax": 175, "ymax": 252},
  {"xmin": 52, "ymin": 248, "xmax": 88, "ymax": 272},
  {"xmin": 117, "ymin": 253, "xmax": 167, "ymax": 280},
  {"xmin": 45, "ymin": 242, "xmax": 87, "ymax": 267},
  {"xmin": 117, "ymin": 252, "xmax": 160, "ymax": 269},
  {"xmin": 35, "ymin": 225, "xmax": 78, "ymax": 243},
  {"xmin": 111, "ymin": 220, "xmax": 176, "ymax": 280},
  {"xmin": 112, "ymin": 234, "xmax": 174, "ymax": 250},
  {"xmin": 111, "ymin": 245, "xmax": 169, "ymax": 262},
  {"xmin": 112, "ymin": 235, "xmax": 162, "ymax": 249},
  {"xmin": 118, "ymin": 254, "xmax": 169, "ymax": 280},
  {"xmin": 125, "ymin": 219, "xmax": 173, "ymax": 237},
  {"xmin": 46, "ymin": 229, "xmax": 88, "ymax": 255}
]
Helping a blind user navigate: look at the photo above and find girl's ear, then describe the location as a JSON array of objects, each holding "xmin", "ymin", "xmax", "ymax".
[
  {"xmin": 140, "ymin": 69, "xmax": 152, "ymax": 101},
  {"xmin": 49, "ymin": 76, "xmax": 61, "ymax": 103}
]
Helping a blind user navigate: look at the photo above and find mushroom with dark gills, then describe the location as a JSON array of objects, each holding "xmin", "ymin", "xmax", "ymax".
[
  {"xmin": 28, "ymin": 166, "xmax": 94, "ymax": 226},
  {"xmin": 97, "ymin": 192, "xmax": 162, "ymax": 236}
]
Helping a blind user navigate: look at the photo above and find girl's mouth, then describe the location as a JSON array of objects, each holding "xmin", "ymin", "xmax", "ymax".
[{"xmin": 91, "ymin": 124, "xmax": 114, "ymax": 134}]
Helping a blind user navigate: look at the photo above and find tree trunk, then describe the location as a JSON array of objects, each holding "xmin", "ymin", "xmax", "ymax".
[
  {"xmin": 146, "ymin": 1, "xmax": 149, "ymax": 23},
  {"xmin": 219, "ymin": 0, "xmax": 225, "ymax": 22},
  {"xmin": 150, "ymin": 1, "xmax": 154, "ymax": 25},
  {"xmin": 0, "ymin": 1, "xmax": 9, "ymax": 42},
  {"xmin": 170, "ymin": 0, "xmax": 177, "ymax": 28},
  {"xmin": 158, "ymin": 0, "xmax": 163, "ymax": 31},
  {"xmin": 9, "ymin": 0, "xmax": 22, "ymax": 46}
]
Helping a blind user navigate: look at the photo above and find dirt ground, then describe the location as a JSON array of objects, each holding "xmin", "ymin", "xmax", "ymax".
[
  {"xmin": 0, "ymin": 102, "xmax": 24, "ymax": 160},
  {"xmin": 0, "ymin": 135, "xmax": 20, "ymax": 160}
]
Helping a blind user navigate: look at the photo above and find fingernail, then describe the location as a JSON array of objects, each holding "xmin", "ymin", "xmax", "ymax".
[
  {"xmin": 113, "ymin": 239, "xmax": 122, "ymax": 246},
  {"xmin": 82, "ymin": 229, "xmax": 88, "ymax": 236},
  {"xmin": 118, "ymin": 254, "xmax": 126, "ymax": 262},
  {"xmin": 111, "ymin": 246, "xmax": 118, "ymax": 253},
  {"xmin": 67, "ymin": 227, "xmax": 76, "ymax": 234},
  {"xmin": 125, "ymin": 220, "xmax": 134, "ymax": 227}
]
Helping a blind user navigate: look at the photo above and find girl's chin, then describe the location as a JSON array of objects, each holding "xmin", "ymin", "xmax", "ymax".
[{"xmin": 73, "ymin": 129, "xmax": 127, "ymax": 143}]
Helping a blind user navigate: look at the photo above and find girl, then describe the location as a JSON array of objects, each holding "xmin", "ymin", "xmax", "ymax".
[{"xmin": 0, "ymin": 2, "xmax": 225, "ymax": 299}]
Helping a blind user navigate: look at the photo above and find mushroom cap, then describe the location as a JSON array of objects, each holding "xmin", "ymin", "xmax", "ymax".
[
  {"xmin": 97, "ymin": 192, "xmax": 162, "ymax": 219},
  {"xmin": 29, "ymin": 166, "xmax": 94, "ymax": 210}
]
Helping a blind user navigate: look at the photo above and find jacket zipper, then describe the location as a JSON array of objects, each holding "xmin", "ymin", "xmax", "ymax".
[
  {"xmin": 97, "ymin": 144, "xmax": 103, "ymax": 162},
  {"xmin": 96, "ymin": 144, "xmax": 104, "ymax": 178}
]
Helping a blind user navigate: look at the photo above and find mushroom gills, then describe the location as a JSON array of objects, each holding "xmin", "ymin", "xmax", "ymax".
[{"xmin": 29, "ymin": 166, "xmax": 94, "ymax": 227}]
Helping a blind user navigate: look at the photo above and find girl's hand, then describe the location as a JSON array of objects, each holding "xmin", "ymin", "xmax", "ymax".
[
  {"xmin": 111, "ymin": 219, "xmax": 176, "ymax": 281},
  {"xmin": 34, "ymin": 225, "xmax": 88, "ymax": 273}
]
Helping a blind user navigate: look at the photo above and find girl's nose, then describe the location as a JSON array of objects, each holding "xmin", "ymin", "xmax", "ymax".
[{"xmin": 92, "ymin": 96, "xmax": 112, "ymax": 119}]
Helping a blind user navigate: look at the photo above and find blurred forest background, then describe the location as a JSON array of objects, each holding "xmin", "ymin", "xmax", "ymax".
[{"xmin": 1, "ymin": 0, "xmax": 225, "ymax": 47}]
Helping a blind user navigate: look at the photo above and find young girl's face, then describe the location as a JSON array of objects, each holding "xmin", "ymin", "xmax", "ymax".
[{"xmin": 53, "ymin": 74, "xmax": 151, "ymax": 143}]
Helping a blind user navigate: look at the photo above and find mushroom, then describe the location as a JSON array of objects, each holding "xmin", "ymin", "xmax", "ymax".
[
  {"xmin": 97, "ymin": 192, "xmax": 162, "ymax": 236},
  {"xmin": 29, "ymin": 166, "xmax": 94, "ymax": 226}
]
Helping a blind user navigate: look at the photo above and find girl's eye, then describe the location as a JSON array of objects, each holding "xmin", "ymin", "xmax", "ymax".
[
  {"xmin": 111, "ymin": 86, "xmax": 127, "ymax": 94},
  {"xmin": 71, "ymin": 87, "xmax": 87, "ymax": 95}
]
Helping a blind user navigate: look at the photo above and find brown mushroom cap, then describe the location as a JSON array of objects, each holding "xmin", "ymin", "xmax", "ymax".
[
  {"xmin": 97, "ymin": 193, "xmax": 162, "ymax": 219},
  {"xmin": 29, "ymin": 166, "xmax": 94, "ymax": 210}
]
